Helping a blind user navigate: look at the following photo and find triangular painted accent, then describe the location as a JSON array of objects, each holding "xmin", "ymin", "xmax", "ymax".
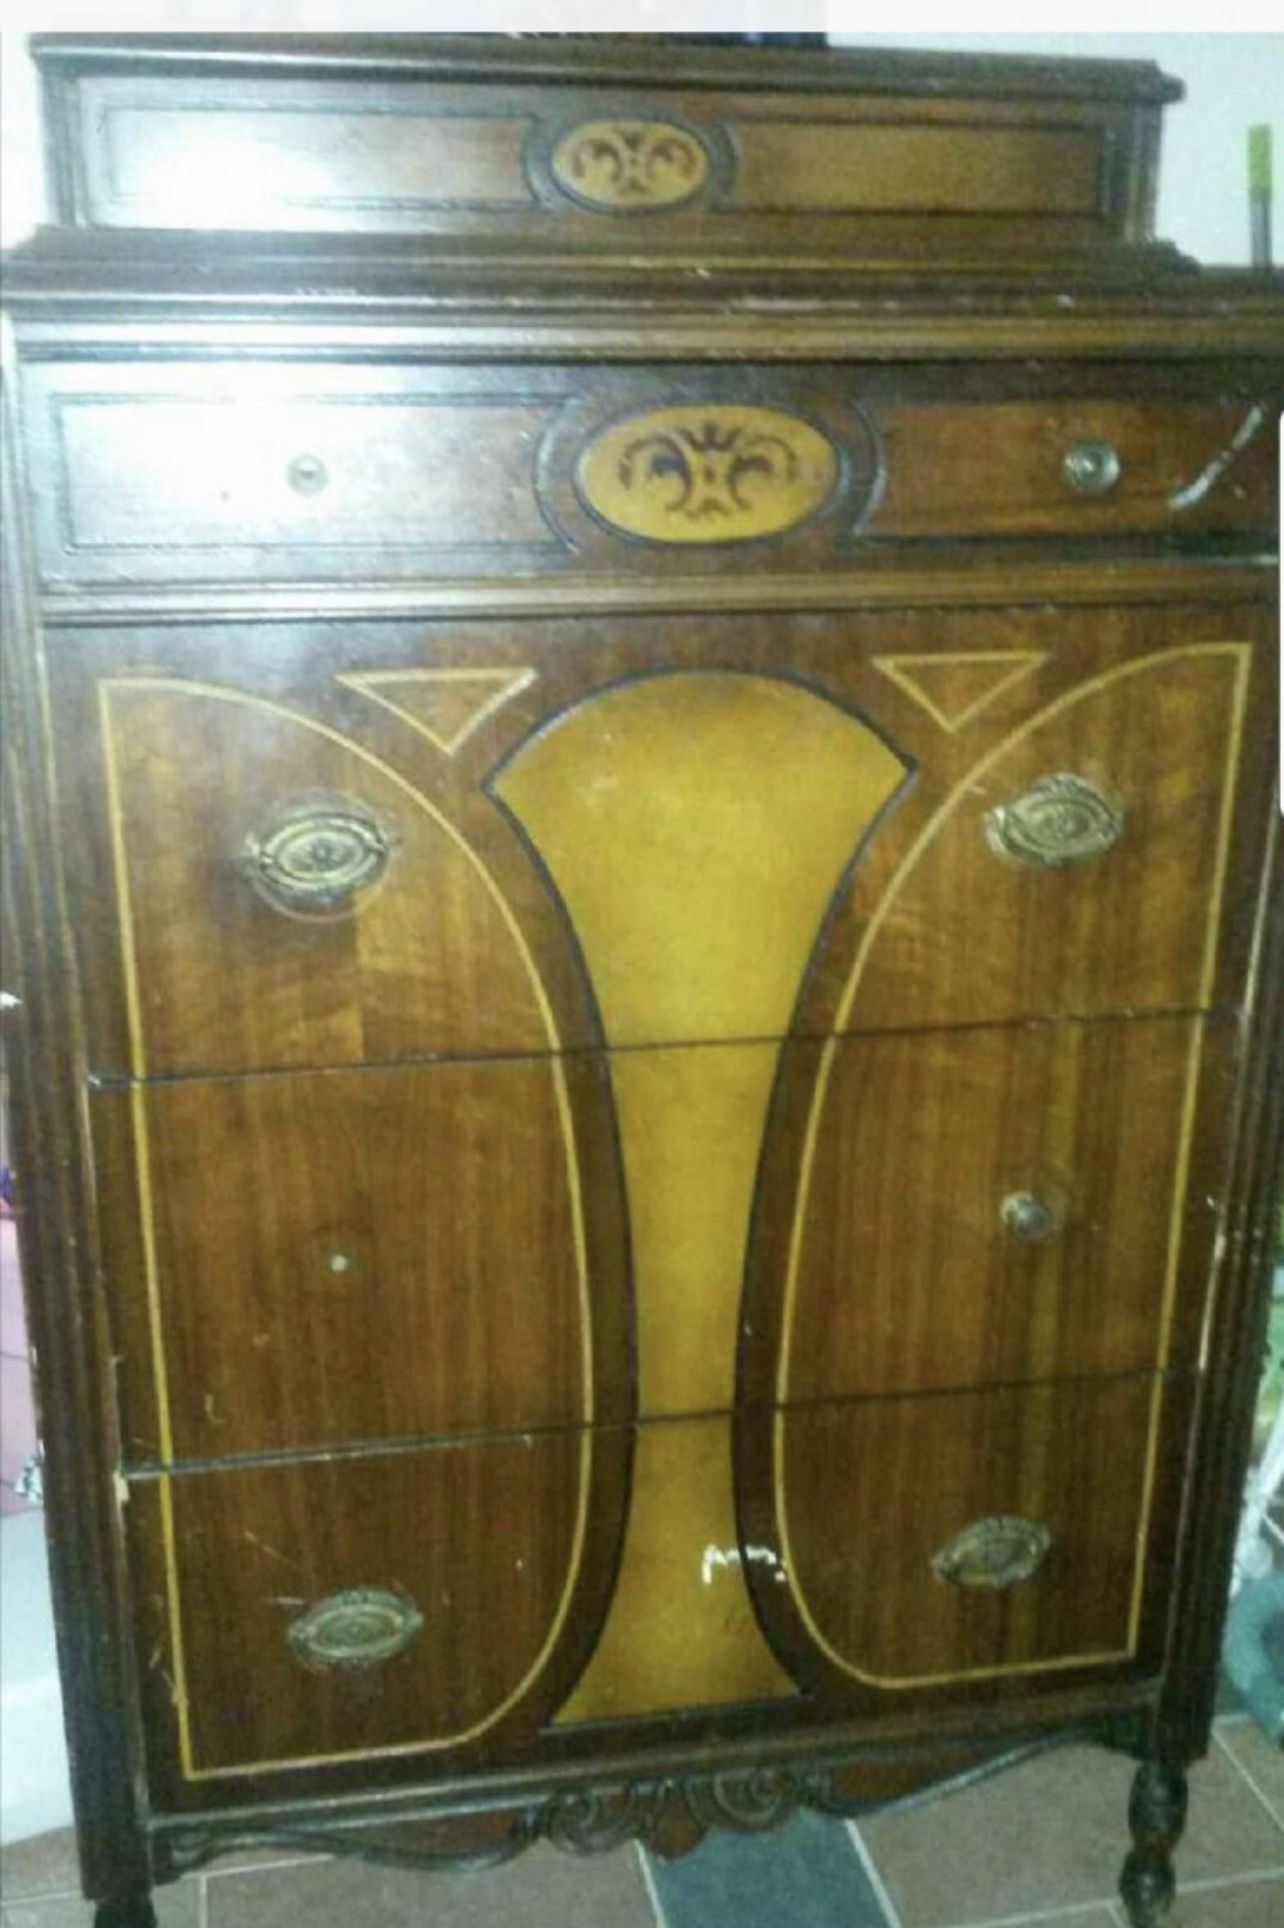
[
  {"xmin": 872, "ymin": 651, "xmax": 1048, "ymax": 731},
  {"xmin": 339, "ymin": 667, "xmax": 537, "ymax": 755}
]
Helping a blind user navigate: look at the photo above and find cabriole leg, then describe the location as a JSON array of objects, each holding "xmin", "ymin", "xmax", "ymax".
[{"xmin": 1119, "ymin": 1758, "xmax": 1188, "ymax": 1926}]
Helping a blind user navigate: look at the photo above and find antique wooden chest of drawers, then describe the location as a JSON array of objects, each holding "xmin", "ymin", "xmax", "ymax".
[{"xmin": 2, "ymin": 35, "xmax": 1282, "ymax": 1928}]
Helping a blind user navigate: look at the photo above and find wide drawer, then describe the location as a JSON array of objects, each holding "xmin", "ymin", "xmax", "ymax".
[
  {"xmin": 93, "ymin": 1055, "xmax": 631, "ymax": 1466},
  {"xmin": 43, "ymin": 38, "xmax": 1162, "ymax": 251},
  {"xmin": 52, "ymin": 608, "xmax": 1270, "ymax": 1081},
  {"xmin": 744, "ymin": 1014, "xmax": 1234, "ymax": 1409},
  {"xmin": 127, "ymin": 1379, "xmax": 1185, "ymax": 1800},
  {"xmin": 24, "ymin": 361, "xmax": 1276, "ymax": 588}
]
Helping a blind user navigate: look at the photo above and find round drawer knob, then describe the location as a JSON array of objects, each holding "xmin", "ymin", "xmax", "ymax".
[
  {"xmin": 1001, "ymin": 1192, "xmax": 1061, "ymax": 1245},
  {"xmin": 287, "ymin": 452, "xmax": 329, "ymax": 495},
  {"xmin": 1062, "ymin": 439, "xmax": 1122, "ymax": 496}
]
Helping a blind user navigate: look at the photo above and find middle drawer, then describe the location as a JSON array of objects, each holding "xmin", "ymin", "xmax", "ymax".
[{"xmin": 96, "ymin": 1017, "xmax": 1230, "ymax": 1468}]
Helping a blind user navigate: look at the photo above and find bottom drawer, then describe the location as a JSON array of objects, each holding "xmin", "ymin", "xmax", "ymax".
[
  {"xmin": 739, "ymin": 1374, "xmax": 1191, "ymax": 1701},
  {"xmin": 127, "ymin": 1429, "xmax": 628, "ymax": 1796},
  {"xmin": 131, "ymin": 1375, "xmax": 1190, "ymax": 1801}
]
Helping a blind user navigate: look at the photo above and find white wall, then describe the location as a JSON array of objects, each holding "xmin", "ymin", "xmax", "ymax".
[{"xmin": 2, "ymin": 27, "xmax": 1281, "ymax": 258}]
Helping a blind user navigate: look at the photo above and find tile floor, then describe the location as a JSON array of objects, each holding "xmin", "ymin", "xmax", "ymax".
[{"xmin": 2, "ymin": 1717, "xmax": 1280, "ymax": 1928}]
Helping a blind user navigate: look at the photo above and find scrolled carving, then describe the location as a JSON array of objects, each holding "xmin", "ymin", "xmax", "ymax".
[
  {"xmin": 240, "ymin": 796, "xmax": 395, "ymax": 916},
  {"xmin": 931, "ymin": 1515, "xmax": 1053, "ymax": 1591},
  {"xmin": 550, "ymin": 119, "xmax": 711, "ymax": 211},
  {"xmin": 984, "ymin": 772, "xmax": 1124, "ymax": 871},
  {"xmin": 286, "ymin": 1587, "xmax": 424, "ymax": 1672}
]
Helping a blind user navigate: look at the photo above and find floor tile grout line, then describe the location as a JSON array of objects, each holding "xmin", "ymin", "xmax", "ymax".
[
  {"xmin": 1173, "ymin": 1861, "xmax": 1284, "ymax": 1895},
  {"xmin": 845, "ymin": 1821, "xmax": 904, "ymax": 1928},
  {"xmin": 929, "ymin": 1895, "xmax": 1119, "ymax": 1928},
  {"xmin": 1213, "ymin": 1725, "xmax": 1284, "ymax": 1832},
  {"xmin": 635, "ymin": 1844, "xmax": 671, "ymax": 1928}
]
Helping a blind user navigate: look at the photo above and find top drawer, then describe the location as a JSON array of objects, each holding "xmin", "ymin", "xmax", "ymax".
[
  {"xmin": 37, "ymin": 36, "xmax": 1171, "ymax": 255},
  {"xmin": 23, "ymin": 362, "xmax": 1278, "ymax": 590}
]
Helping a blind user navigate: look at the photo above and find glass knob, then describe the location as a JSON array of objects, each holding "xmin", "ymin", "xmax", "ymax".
[{"xmin": 287, "ymin": 452, "xmax": 329, "ymax": 495}]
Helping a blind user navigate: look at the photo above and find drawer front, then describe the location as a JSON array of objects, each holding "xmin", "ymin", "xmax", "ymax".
[
  {"xmin": 126, "ymin": 1430, "xmax": 629, "ymax": 1797},
  {"xmin": 744, "ymin": 1015, "xmax": 1234, "ymax": 1409},
  {"xmin": 25, "ymin": 362, "xmax": 1276, "ymax": 588},
  {"xmin": 94, "ymin": 1056, "xmax": 631, "ymax": 1466},
  {"xmin": 51, "ymin": 607, "xmax": 1269, "ymax": 1080},
  {"xmin": 57, "ymin": 57, "xmax": 1148, "ymax": 247},
  {"xmin": 738, "ymin": 1375, "xmax": 1190, "ymax": 1699}
]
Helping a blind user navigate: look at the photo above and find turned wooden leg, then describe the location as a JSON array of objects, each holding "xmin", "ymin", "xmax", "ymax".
[
  {"xmin": 94, "ymin": 1893, "xmax": 158, "ymax": 1928},
  {"xmin": 1119, "ymin": 1759, "xmax": 1189, "ymax": 1926}
]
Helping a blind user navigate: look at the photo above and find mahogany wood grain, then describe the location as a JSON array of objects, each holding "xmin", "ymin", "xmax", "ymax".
[
  {"xmin": 45, "ymin": 600, "xmax": 1273, "ymax": 1082},
  {"xmin": 91, "ymin": 1052, "xmax": 631, "ymax": 1465},
  {"xmin": 748, "ymin": 1016, "xmax": 1234, "ymax": 1407},
  {"xmin": 22, "ymin": 361, "xmax": 1277, "ymax": 591},
  {"xmin": 35, "ymin": 36, "xmax": 1173, "ymax": 254},
  {"xmin": 740, "ymin": 1375, "xmax": 1194, "ymax": 1706},
  {"xmin": 125, "ymin": 1426, "xmax": 629, "ymax": 1801}
]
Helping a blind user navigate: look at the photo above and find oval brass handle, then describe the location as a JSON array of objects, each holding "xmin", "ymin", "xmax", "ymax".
[
  {"xmin": 287, "ymin": 1587, "xmax": 423, "ymax": 1672},
  {"xmin": 1001, "ymin": 1192, "xmax": 1061, "ymax": 1245},
  {"xmin": 1062, "ymin": 439, "xmax": 1122, "ymax": 496},
  {"xmin": 985, "ymin": 772, "xmax": 1124, "ymax": 871},
  {"xmin": 287, "ymin": 452, "xmax": 328, "ymax": 495},
  {"xmin": 241, "ymin": 798, "xmax": 394, "ymax": 916},
  {"xmin": 932, "ymin": 1516, "xmax": 1053, "ymax": 1591}
]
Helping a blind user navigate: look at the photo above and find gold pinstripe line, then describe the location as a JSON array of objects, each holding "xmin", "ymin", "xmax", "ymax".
[
  {"xmin": 99, "ymin": 676, "xmax": 593, "ymax": 1779},
  {"xmin": 775, "ymin": 641, "xmax": 1251, "ymax": 1688}
]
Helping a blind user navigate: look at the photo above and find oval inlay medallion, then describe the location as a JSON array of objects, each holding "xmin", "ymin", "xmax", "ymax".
[
  {"xmin": 287, "ymin": 1587, "xmax": 424, "ymax": 1671},
  {"xmin": 550, "ymin": 120, "xmax": 710, "ymax": 211},
  {"xmin": 578, "ymin": 406, "xmax": 841, "ymax": 545}
]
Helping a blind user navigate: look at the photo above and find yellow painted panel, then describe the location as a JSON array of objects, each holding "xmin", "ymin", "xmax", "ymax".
[
  {"xmin": 577, "ymin": 407, "xmax": 840, "ymax": 544},
  {"xmin": 494, "ymin": 671, "xmax": 907, "ymax": 1046},
  {"xmin": 557, "ymin": 1416, "xmax": 795, "ymax": 1723},
  {"xmin": 614, "ymin": 1042, "xmax": 778, "ymax": 1416}
]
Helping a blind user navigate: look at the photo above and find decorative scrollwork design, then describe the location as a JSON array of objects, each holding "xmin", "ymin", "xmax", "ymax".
[
  {"xmin": 240, "ymin": 796, "xmax": 395, "ymax": 916},
  {"xmin": 984, "ymin": 772, "xmax": 1124, "ymax": 871},
  {"xmin": 550, "ymin": 120, "xmax": 711, "ymax": 211},
  {"xmin": 578, "ymin": 405, "xmax": 840, "ymax": 544}
]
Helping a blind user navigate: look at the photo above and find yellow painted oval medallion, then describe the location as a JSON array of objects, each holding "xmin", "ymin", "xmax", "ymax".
[
  {"xmin": 577, "ymin": 404, "xmax": 841, "ymax": 544},
  {"xmin": 550, "ymin": 120, "xmax": 710, "ymax": 211}
]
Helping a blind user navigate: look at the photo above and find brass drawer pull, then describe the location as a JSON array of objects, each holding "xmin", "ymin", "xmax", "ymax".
[
  {"xmin": 1062, "ymin": 439, "xmax": 1122, "ymax": 496},
  {"xmin": 241, "ymin": 797, "xmax": 394, "ymax": 916},
  {"xmin": 984, "ymin": 772, "xmax": 1124, "ymax": 870},
  {"xmin": 932, "ymin": 1515, "xmax": 1053, "ymax": 1591},
  {"xmin": 1001, "ymin": 1192, "xmax": 1061, "ymax": 1245},
  {"xmin": 287, "ymin": 452, "xmax": 329, "ymax": 495},
  {"xmin": 288, "ymin": 1587, "xmax": 424, "ymax": 1672}
]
